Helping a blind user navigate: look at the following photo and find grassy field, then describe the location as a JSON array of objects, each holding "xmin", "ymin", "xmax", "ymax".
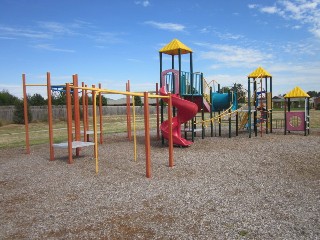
[{"xmin": 0, "ymin": 110, "xmax": 319, "ymax": 149}]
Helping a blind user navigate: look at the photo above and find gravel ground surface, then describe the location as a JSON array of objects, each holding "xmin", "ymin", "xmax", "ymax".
[{"xmin": 1, "ymin": 129, "xmax": 320, "ymax": 239}]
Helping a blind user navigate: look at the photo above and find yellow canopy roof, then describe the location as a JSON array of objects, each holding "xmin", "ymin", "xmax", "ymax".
[
  {"xmin": 284, "ymin": 86, "xmax": 310, "ymax": 98},
  {"xmin": 248, "ymin": 66, "xmax": 272, "ymax": 78},
  {"xmin": 159, "ymin": 39, "xmax": 192, "ymax": 55}
]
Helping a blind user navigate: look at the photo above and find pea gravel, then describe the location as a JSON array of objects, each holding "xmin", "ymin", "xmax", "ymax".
[{"xmin": 1, "ymin": 130, "xmax": 319, "ymax": 239}]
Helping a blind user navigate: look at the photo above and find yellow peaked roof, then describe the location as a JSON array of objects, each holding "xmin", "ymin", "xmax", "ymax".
[
  {"xmin": 159, "ymin": 39, "xmax": 192, "ymax": 55},
  {"xmin": 284, "ymin": 86, "xmax": 310, "ymax": 98},
  {"xmin": 248, "ymin": 66, "xmax": 272, "ymax": 78}
]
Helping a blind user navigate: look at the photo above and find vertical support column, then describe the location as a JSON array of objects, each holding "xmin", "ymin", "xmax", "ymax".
[
  {"xmin": 234, "ymin": 84, "xmax": 238, "ymax": 137},
  {"xmin": 126, "ymin": 80, "xmax": 132, "ymax": 141},
  {"xmin": 144, "ymin": 92, "xmax": 151, "ymax": 178},
  {"xmin": 307, "ymin": 97, "xmax": 310, "ymax": 135},
  {"xmin": 201, "ymin": 73, "xmax": 205, "ymax": 139},
  {"xmin": 253, "ymin": 79, "xmax": 257, "ymax": 137},
  {"xmin": 66, "ymin": 83, "xmax": 73, "ymax": 164},
  {"xmin": 92, "ymin": 85, "xmax": 98, "ymax": 173},
  {"xmin": 156, "ymin": 83, "xmax": 160, "ymax": 140},
  {"xmin": 73, "ymin": 75, "xmax": 81, "ymax": 156},
  {"xmin": 265, "ymin": 77, "xmax": 269, "ymax": 134},
  {"xmin": 160, "ymin": 52, "xmax": 164, "ymax": 145},
  {"xmin": 47, "ymin": 72, "xmax": 54, "ymax": 160},
  {"xmin": 85, "ymin": 85, "xmax": 89, "ymax": 135},
  {"xmin": 270, "ymin": 76, "xmax": 273, "ymax": 133},
  {"xmin": 99, "ymin": 83, "xmax": 103, "ymax": 144},
  {"xmin": 168, "ymin": 93, "xmax": 174, "ymax": 168},
  {"xmin": 22, "ymin": 74, "xmax": 30, "ymax": 154},
  {"xmin": 236, "ymin": 110, "xmax": 239, "ymax": 136},
  {"xmin": 248, "ymin": 77, "xmax": 251, "ymax": 138},
  {"xmin": 190, "ymin": 52, "xmax": 195, "ymax": 142},
  {"xmin": 218, "ymin": 84, "xmax": 221, "ymax": 137},
  {"xmin": 228, "ymin": 90, "xmax": 231, "ymax": 138},
  {"xmin": 82, "ymin": 82, "xmax": 87, "ymax": 142},
  {"xmin": 132, "ymin": 96, "xmax": 137, "ymax": 161},
  {"xmin": 210, "ymin": 86, "xmax": 213, "ymax": 137},
  {"xmin": 284, "ymin": 98, "xmax": 287, "ymax": 135}
]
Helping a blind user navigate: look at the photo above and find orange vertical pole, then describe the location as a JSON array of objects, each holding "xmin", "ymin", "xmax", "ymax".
[
  {"xmin": 92, "ymin": 85, "xmax": 98, "ymax": 161},
  {"xmin": 82, "ymin": 82, "xmax": 87, "ymax": 142},
  {"xmin": 156, "ymin": 83, "xmax": 160, "ymax": 140},
  {"xmin": 85, "ymin": 85, "xmax": 89, "ymax": 133},
  {"xmin": 144, "ymin": 92, "xmax": 151, "ymax": 178},
  {"xmin": 126, "ymin": 80, "xmax": 132, "ymax": 140},
  {"xmin": 99, "ymin": 83, "xmax": 103, "ymax": 144},
  {"xmin": 22, "ymin": 74, "xmax": 30, "ymax": 154},
  {"xmin": 66, "ymin": 83, "xmax": 73, "ymax": 164},
  {"xmin": 47, "ymin": 72, "xmax": 54, "ymax": 160},
  {"xmin": 168, "ymin": 94, "xmax": 174, "ymax": 167},
  {"xmin": 73, "ymin": 75, "xmax": 80, "ymax": 156}
]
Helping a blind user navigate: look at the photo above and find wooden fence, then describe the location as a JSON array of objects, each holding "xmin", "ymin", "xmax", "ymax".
[{"xmin": 0, "ymin": 105, "xmax": 157, "ymax": 123}]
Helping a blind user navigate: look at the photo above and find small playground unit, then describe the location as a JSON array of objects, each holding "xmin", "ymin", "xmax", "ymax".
[
  {"xmin": 20, "ymin": 38, "xmax": 314, "ymax": 178},
  {"xmin": 284, "ymin": 86, "xmax": 310, "ymax": 136},
  {"xmin": 159, "ymin": 39, "xmax": 274, "ymax": 145},
  {"xmin": 22, "ymin": 73, "xmax": 176, "ymax": 178}
]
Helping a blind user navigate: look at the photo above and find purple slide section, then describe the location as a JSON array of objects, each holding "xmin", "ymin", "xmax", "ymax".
[{"xmin": 160, "ymin": 86, "xmax": 198, "ymax": 147}]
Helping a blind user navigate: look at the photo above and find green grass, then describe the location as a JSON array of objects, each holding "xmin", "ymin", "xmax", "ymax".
[
  {"xmin": 0, "ymin": 110, "xmax": 319, "ymax": 149},
  {"xmin": 0, "ymin": 115, "xmax": 158, "ymax": 149}
]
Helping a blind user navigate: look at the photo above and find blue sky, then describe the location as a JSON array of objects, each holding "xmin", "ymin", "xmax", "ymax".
[{"xmin": 0, "ymin": 0, "xmax": 319, "ymax": 99}]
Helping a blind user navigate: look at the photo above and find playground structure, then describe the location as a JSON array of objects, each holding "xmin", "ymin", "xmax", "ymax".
[
  {"xmin": 20, "ymin": 38, "xmax": 315, "ymax": 178},
  {"xmin": 247, "ymin": 67, "xmax": 273, "ymax": 138},
  {"xmin": 159, "ymin": 39, "xmax": 273, "ymax": 146},
  {"xmin": 22, "ymin": 73, "xmax": 175, "ymax": 178},
  {"xmin": 284, "ymin": 86, "xmax": 310, "ymax": 136}
]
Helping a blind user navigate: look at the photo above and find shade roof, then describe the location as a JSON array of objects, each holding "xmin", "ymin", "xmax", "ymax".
[
  {"xmin": 159, "ymin": 39, "xmax": 192, "ymax": 55},
  {"xmin": 284, "ymin": 86, "xmax": 310, "ymax": 98},
  {"xmin": 248, "ymin": 66, "xmax": 272, "ymax": 78}
]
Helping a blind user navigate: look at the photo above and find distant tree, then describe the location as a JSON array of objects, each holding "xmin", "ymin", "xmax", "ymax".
[
  {"xmin": 220, "ymin": 87, "xmax": 230, "ymax": 93},
  {"xmin": 307, "ymin": 91, "xmax": 320, "ymax": 97},
  {"xmin": 233, "ymin": 83, "xmax": 246, "ymax": 103},
  {"xmin": 97, "ymin": 95, "xmax": 108, "ymax": 106},
  {"xmin": 51, "ymin": 91, "xmax": 66, "ymax": 105},
  {"xmin": 28, "ymin": 93, "xmax": 46, "ymax": 106},
  {"xmin": 0, "ymin": 90, "xmax": 19, "ymax": 105},
  {"xmin": 13, "ymin": 99, "xmax": 32, "ymax": 124},
  {"xmin": 134, "ymin": 96, "xmax": 142, "ymax": 106}
]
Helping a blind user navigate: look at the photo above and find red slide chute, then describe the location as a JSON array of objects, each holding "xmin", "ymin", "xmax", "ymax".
[{"xmin": 160, "ymin": 86, "xmax": 198, "ymax": 147}]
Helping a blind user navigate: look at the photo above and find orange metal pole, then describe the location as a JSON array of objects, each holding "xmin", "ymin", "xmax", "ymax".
[
  {"xmin": 22, "ymin": 74, "xmax": 30, "ymax": 154},
  {"xmin": 99, "ymin": 83, "xmax": 103, "ymax": 144},
  {"xmin": 144, "ymin": 92, "xmax": 151, "ymax": 178},
  {"xmin": 92, "ymin": 85, "xmax": 98, "ymax": 160},
  {"xmin": 73, "ymin": 75, "xmax": 80, "ymax": 156},
  {"xmin": 156, "ymin": 83, "xmax": 160, "ymax": 140},
  {"xmin": 66, "ymin": 83, "xmax": 73, "ymax": 164},
  {"xmin": 168, "ymin": 93, "xmax": 174, "ymax": 167},
  {"xmin": 126, "ymin": 80, "xmax": 132, "ymax": 140},
  {"xmin": 85, "ymin": 84, "xmax": 89, "ymax": 134},
  {"xmin": 47, "ymin": 72, "xmax": 54, "ymax": 160},
  {"xmin": 82, "ymin": 82, "xmax": 87, "ymax": 142}
]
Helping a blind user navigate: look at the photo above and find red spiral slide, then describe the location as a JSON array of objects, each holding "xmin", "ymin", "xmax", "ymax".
[{"xmin": 160, "ymin": 86, "xmax": 198, "ymax": 147}]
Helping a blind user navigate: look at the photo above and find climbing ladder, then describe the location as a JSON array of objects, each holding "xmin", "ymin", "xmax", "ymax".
[{"xmin": 238, "ymin": 112, "xmax": 249, "ymax": 130}]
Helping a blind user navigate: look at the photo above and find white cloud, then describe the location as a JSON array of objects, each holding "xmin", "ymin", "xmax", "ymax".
[
  {"xmin": 144, "ymin": 21, "xmax": 186, "ymax": 32},
  {"xmin": 135, "ymin": 0, "xmax": 150, "ymax": 7},
  {"xmin": 195, "ymin": 42, "xmax": 273, "ymax": 68},
  {"xmin": 0, "ymin": 25, "xmax": 50, "ymax": 39},
  {"xmin": 91, "ymin": 32, "xmax": 125, "ymax": 44},
  {"xmin": 33, "ymin": 44, "xmax": 75, "ymax": 53},
  {"xmin": 260, "ymin": 6, "xmax": 279, "ymax": 14},
  {"xmin": 248, "ymin": 4, "xmax": 258, "ymax": 9},
  {"xmin": 250, "ymin": 0, "xmax": 320, "ymax": 39}
]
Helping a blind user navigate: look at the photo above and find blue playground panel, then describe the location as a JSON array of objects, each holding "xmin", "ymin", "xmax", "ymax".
[
  {"xmin": 180, "ymin": 72, "xmax": 202, "ymax": 96},
  {"xmin": 211, "ymin": 92, "xmax": 238, "ymax": 112}
]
